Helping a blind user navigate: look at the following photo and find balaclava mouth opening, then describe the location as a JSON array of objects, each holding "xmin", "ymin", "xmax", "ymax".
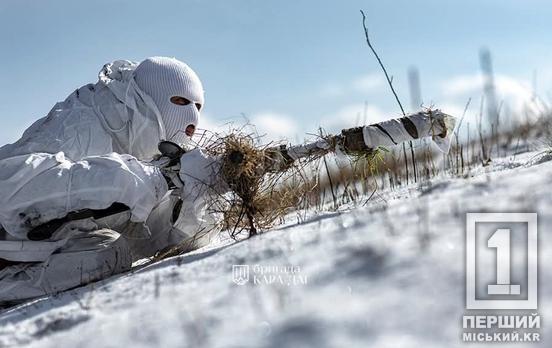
[{"xmin": 133, "ymin": 56, "xmax": 204, "ymax": 145}]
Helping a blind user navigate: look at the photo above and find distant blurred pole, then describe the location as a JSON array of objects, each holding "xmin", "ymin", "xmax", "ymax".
[
  {"xmin": 408, "ymin": 66, "xmax": 422, "ymax": 109},
  {"xmin": 407, "ymin": 66, "xmax": 422, "ymax": 182},
  {"xmin": 479, "ymin": 48, "xmax": 498, "ymax": 126},
  {"xmin": 479, "ymin": 48, "xmax": 500, "ymax": 157}
]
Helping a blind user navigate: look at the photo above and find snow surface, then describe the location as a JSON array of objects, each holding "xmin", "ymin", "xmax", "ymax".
[{"xmin": 0, "ymin": 149, "xmax": 551, "ymax": 348}]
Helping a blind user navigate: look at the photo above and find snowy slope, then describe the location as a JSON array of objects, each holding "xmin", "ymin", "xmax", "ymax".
[{"xmin": 0, "ymin": 149, "xmax": 551, "ymax": 348}]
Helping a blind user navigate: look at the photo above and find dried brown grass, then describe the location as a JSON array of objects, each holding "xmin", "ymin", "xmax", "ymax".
[{"xmin": 201, "ymin": 129, "xmax": 317, "ymax": 239}]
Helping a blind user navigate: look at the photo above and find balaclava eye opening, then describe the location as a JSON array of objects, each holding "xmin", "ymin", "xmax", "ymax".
[{"xmin": 133, "ymin": 56, "xmax": 204, "ymax": 144}]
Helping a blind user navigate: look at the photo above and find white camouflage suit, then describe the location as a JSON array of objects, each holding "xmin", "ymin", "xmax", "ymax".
[{"xmin": 0, "ymin": 57, "xmax": 220, "ymax": 304}]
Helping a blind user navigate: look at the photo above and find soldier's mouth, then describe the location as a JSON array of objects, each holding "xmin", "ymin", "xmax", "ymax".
[{"xmin": 185, "ymin": 125, "xmax": 195, "ymax": 137}]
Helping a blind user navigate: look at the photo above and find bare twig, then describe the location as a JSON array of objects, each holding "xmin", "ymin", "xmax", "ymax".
[
  {"xmin": 360, "ymin": 10, "xmax": 406, "ymax": 116},
  {"xmin": 360, "ymin": 10, "xmax": 410, "ymax": 185}
]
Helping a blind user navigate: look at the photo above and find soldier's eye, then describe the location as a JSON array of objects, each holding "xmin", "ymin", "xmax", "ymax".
[{"xmin": 170, "ymin": 96, "xmax": 191, "ymax": 105}]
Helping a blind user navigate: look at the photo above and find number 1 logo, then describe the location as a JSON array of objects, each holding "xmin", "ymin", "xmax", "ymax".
[
  {"xmin": 487, "ymin": 228, "xmax": 521, "ymax": 295},
  {"xmin": 466, "ymin": 213, "xmax": 538, "ymax": 310}
]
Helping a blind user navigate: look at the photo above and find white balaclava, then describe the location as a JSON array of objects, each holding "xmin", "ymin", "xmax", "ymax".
[{"xmin": 133, "ymin": 57, "xmax": 204, "ymax": 144}]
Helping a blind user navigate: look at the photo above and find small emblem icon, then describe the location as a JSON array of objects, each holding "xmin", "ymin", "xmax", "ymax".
[{"xmin": 232, "ymin": 265, "xmax": 250, "ymax": 285}]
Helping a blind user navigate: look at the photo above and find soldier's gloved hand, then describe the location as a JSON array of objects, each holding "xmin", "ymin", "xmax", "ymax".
[{"xmin": 178, "ymin": 148, "xmax": 230, "ymax": 198}]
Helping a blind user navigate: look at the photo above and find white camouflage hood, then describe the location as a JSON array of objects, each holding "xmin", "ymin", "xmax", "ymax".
[{"xmin": 96, "ymin": 60, "xmax": 168, "ymax": 161}]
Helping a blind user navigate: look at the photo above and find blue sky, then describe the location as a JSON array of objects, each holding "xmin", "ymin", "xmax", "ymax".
[{"xmin": 1, "ymin": 0, "xmax": 551, "ymax": 144}]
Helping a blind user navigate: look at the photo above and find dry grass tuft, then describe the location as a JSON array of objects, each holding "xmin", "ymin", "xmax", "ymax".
[{"xmin": 202, "ymin": 129, "xmax": 316, "ymax": 239}]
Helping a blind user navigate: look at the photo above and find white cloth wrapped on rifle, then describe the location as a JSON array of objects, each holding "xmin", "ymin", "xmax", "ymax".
[
  {"xmin": 265, "ymin": 110, "xmax": 456, "ymax": 172},
  {"xmin": 361, "ymin": 110, "xmax": 455, "ymax": 153}
]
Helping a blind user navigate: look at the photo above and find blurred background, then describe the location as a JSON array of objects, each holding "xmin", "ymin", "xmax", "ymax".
[{"xmin": 0, "ymin": 0, "xmax": 550, "ymax": 144}]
